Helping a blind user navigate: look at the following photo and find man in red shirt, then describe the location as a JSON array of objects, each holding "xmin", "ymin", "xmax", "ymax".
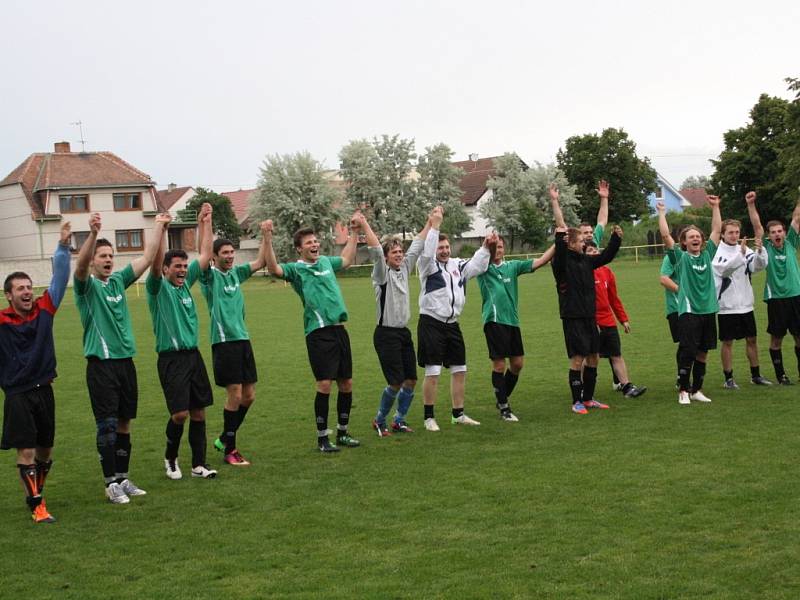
[{"xmin": 585, "ymin": 241, "xmax": 647, "ymax": 398}]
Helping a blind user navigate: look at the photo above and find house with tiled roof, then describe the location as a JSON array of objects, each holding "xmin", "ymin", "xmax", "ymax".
[
  {"xmin": 678, "ymin": 187, "xmax": 708, "ymax": 210},
  {"xmin": 156, "ymin": 183, "xmax": 199, "ymax": 250},
  {"xmin": 647, "ymin": 173, "xmax": 691, "ymax": 212},
  {"xmin": 452, "ymin": 154, "xmax": 513, "ymax": 240},
  {"xmin": 0, "ymin": 141, "xmax": 168, "ymax": 259}
]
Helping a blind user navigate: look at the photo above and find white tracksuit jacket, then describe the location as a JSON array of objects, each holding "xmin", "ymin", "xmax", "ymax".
[
  {"xmin": 417, "ymin": 228, "xmax": 490, "ymax": 323},
  {"xmin": 712, "ymin": 241, "xmax": 768, "ymax": 315}
]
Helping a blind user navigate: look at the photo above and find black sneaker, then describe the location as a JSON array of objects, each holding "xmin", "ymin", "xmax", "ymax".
[
  {"xmin": 336, "ymin": 433, "xmax": 361, "ymax": 448},
  {"xmin": 750, "ymin": 375, "xmax": 773, "ymax": 386},
  {"xmin": 778, "ymin": 375, "xmax": 794, "ymax": 386},
  {"xmin": 623, "ymin": 384, "xmax": 647, "ymax": 398},
  {"xmin": 318, "ymin": 437, "xmax": 340, "ymax": 453}
]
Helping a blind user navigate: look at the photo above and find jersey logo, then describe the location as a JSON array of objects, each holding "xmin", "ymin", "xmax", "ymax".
[
  {"xmin": 106, "ymin": 294, "xmax": 123, "ymax": 303},
  {"xmin": 691, "ymin": 264, "xmax": 707, "ymax": 272},
  {"xmin": 181, "ymin": 297, "xmax": 193, "ymax": 306},
  {"xmin": 223, "ymin": 284, "xmax": 239, "ymax": 292},
  {"xmin": 775, "ymin": 255, "xmax": 786, "ymax": 262},
  {"xmin": 313, "ymin": 270, "xmax": 331, "ymax": 277}
]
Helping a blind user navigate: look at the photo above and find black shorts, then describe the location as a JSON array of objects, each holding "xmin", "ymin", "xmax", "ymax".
[
  {"xmin": 718, "ymin": 312, "xmax": 758, "ymax": 341},
  {"xmin": 598, "ymin": 325, "xmax": 622, "ymax": 358},
  {"xmin": 417, "ymin": 315, "xmax": 466, "ymax": 367},
  {"xmin": 86, "ymin": 358, "xmax": 138, "ymax": 421},
  {"xmin": 562, "ymin": 318, "xmax": 600, "ymax": 358},
  {"xmin": 212, "ymin": 340, "xmax": 258, "ymax": 387},
  {"xmin": 483, "ymin": 322, "xmax": 524, "ymax": 359},
  {"xmin": 1, "ymin": 385, "xmax": 55, "ymax": 450},
  {"xmin": 667, "ymin": 312, "xmax": 680, "ymax": 343},
  {"xmin": 374, "ymin": 326, "xmax": 417, "ymax": 385},
  {"xmin": 158, "ymin": 349, "xmax": 214, "ymax": 414},
  {"xmin": 766, "ymin": 296, "xmax": 800, "ymax": 338},
  {"xmin": 678, "ymin": 313, "xmax": 717, "ymax": 356},
  {"xmin": 306, "ymin": 326, "xmax": 353, "ymax": 381}
]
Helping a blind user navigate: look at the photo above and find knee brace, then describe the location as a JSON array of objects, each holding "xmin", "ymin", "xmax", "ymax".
[{"xmin": 96, "ymin": 417, "xmax": 118, "ymax": 448}]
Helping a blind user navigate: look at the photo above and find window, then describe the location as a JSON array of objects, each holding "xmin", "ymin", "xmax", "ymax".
[
  {"xmin": 654, "ymin": 186, "xmax": 664, "ymax": 199},
  {"xmin": 113, "ymin": 192, "xmax": 142, "ymax": 211},
  {"xmin": 115, "ymin": 229, "xmax": 143, "ymax": 251},
  {"xmin": 71, "ymin": 231, "xmax": 91, "ymax": 253},
  {"xmin": 59, "ymin": 194, "xmax": 89, "ymax": 213},
  {"xmin": 168, "ymin": 228, "xmax": 183, "ymax": 250}
]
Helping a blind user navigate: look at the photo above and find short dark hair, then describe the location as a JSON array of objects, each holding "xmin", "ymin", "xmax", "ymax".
[
  {"xmin": 584, "ymin": 240, "xmax": 598, "ymax": 249},
  {"xmin": 94, "ymin": 238, "xmax": 113, "ymax": 254},
  {"xmin": 438, "ymin": 233, "xmax": 449, "ymax": 243},
  {"xmin": 4, "ymin": 271, "xmax": 31, "ymax": 294},
  {"xmin": 163, "ymin": 249, "xmax": 188, "ymax": 267},
  {"xmin": 579, "ymin": 222, "xmax": 593, "ymax": 230},
  {"xmin": 213, "ymin": 239, "xmax": 234, "ymax": 254},
  {"xmin": 766, "ymin": 220, "xmax": 786, "ymax": 233},
  {"xmin": 293, "ymin": 227, "xmax": 315, "ymax": 250}
]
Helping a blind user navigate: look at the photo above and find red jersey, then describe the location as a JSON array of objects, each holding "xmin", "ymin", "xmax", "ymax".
[{"xmin": 594, "ymin": 265, "xmax": 628, "ymax": 328}]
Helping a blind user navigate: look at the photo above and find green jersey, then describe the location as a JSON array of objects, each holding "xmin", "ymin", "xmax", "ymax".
[
  {"xmin": 74, "ymin": 264, "xmax": 137, "ymax": 359},
  {"xmin": 593, "ymin": 224, "xmax": 604, "ymax": 246},
  {"xmin": 763, "ymin": 227, "xmax": 800, "ymax": 301},
  {"xmin": 667, "ymin": 240, "xmax": 719, "ymax": 315},
  {"xmin": 477, "ymin": 259, "xmax": 534, "ymax": 326},
  {"xmin": 280, "ymin": 256, "xmax": 348, "ymax": 336},
  {"xmin": 146, "ymin": 260, "xmax": 201, "ymax": 353},
  {"xmin": 659, "ymin": 255, "xmax": 679, "ymax": 316},
  {"xmin": 199, "ymin": 264, "xmax": 252, "ymax": 344}
]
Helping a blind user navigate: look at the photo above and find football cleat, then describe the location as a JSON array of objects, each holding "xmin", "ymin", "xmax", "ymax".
[
  {"xmin": 119, "ymin": 479, "xmax": 147, "ymax": 496},
  {"xmin": 372, "ymin": 420, "xmax": 392, "ymax": 437},
  {"xmin": 690, "ymin": 391, "xmax": 712, "ymax": 403},
  {"xmin": 678, "ymin": 391, "xmax": 691, "ymax": 405},
  {"xmin": 165, "ymin": 458, "xmax": 182, "ymax": 480},
  {"xmin": 105, "ymin": 482, "xmax": 130, "ymax": 504},
  {"xmin": 572, "ymin": 402, "xmax": 588, "ymax": 414},
  {"xmin": 223, "ymin": 449, "xmax": 250, "ymax": 466},
  {"xmin": 451, "ymin": 414, "xmax": 481, "ymax": 425},
  {"xmin": 191, "ymin": 464, "xmax": 218, "ymax": 479},
  {"xmin": 336, "ymin": 433, "xmax": 361, "ymax": 448},
  {"xmin": 390, "ymin": 421, "xmax": 414, "ymax": 433},
  {"xmin": 424, "ymin": 418, "xmax": 440, "ymax": 432},
  {"xmin": 31, "ymin": 500, "xmax": 56, "ymax": 523}
]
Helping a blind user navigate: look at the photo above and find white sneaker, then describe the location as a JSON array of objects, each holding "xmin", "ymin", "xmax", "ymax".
[
  {"xmin": 612, "ymin": 382, "xmax": 624, "ymax": 392},
  {"xmin": 191, "ymin": 464, "xmax": 218, "ymax": 479},
  {"xmin": 119, "ymin": 478, "xmax": 147, "ymax": 497},
  {"xmin": 690, "ymin": 390, "xmax": 712, "ymax": 403},
  {"xmin": 165, "ymin": 458, "xmax": 182, "ymax": 480},
  {"xmin": 678, "ymin": 391, "xmax": 691, "ymax": 405},
  {"xmin": 105, "ymin": 482, "xmax": 130, "ymax": 504},
  {"xmin": 501, "ymin": 412, "xmax": 520, "ymax": 422},
  {"xmin": 452, "ymin": 414, "xmax": 481, "ymax": 426},
  {"xmin": 424, "ymin": 418, "xmax": 440, "ymax": 432}
]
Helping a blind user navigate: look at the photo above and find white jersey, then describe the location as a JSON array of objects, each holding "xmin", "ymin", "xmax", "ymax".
[
  {"xmin": 712, "ymin": 241, "xmax": 768, "ymax": 314},
  {"xmin": 418, "ymin": 228, "xmax": 490, "ymax": 323},
  {"xmin": 369, "ymin": 238, "xmax": 423, "ymax": 328}
]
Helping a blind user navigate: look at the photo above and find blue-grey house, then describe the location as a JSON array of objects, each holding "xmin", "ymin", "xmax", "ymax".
[{"xmin": 647, "ymin": 173, "xmax": 690, "ymax": 212}]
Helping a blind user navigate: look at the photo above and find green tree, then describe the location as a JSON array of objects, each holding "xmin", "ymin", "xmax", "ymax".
[
  {"xmin": 710, "ymin": 92, "xmax": 797, "ymax": 228},
  {"xmin": 556, "ymin": 128, "xmax": 657, "ymax": 223},
  {"xmin": 417, "ymin": 143, "xmax": 470, "ymax": 238},
  {"xmin": 185, "ymin": 187, "xmax": 241, "ymax": 246},
  {"xmin": 483, "ymin": 155, "xmax": 579, "ymax": 249},
  {"xmin": 339, "ymin": 134, "xmax": 419, "ymax": 237},
  {"xmin": 250, "ymin": 152, "xmax": 344, "ymax": 260},
  {"xmin": 680, "ymin": 175, "xmax": 711, "ymax": 189}
]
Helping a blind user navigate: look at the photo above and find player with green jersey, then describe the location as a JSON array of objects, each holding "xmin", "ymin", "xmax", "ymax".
[
  {"xmin": 658, "ymin": 196, "xmax": 722, "ymax": 405},
  {"xmin": 201, "ymin": 218, "xmax": 270, "ymax": 466},
  {"xmin": 477, "ymin": 236, "xmax": 554, "ymax": 422},
  {"xmin": 147, "ymin": 203, "xmax": 217, "ymax": 480},
  {"xmin": 746, "ymin": 190, "xmax": 800, "ymax": 384},
  {"xmin": 74, "ymin": 211, "xmax": 170, "ymax": 504},
  {"xmin": 263, "ymin": 215, "xmax": 361, "ymax": 453}
]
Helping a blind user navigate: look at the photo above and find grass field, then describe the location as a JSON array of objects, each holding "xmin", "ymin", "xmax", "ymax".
[{"xmin": 2, "ymin": 258, "xmax": 799, "ymax": 599}]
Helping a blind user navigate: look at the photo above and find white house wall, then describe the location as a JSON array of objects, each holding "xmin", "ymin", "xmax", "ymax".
[
  {"xmin": 0, "ymin": 183, "xmax": 41, "ymax": 259},
  {"xmin": 461, "ymin": 189, "xmax": 492, "ymax": 240}
]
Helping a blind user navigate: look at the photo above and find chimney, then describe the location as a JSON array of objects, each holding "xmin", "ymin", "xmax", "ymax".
[
  {"xmin": 468, "ymin": 153, "xmax": 479, "ymax": 162},
  {"xmin": 54, "ymin": 141, "xmax": 71, "ymax": 153},
  {"xmin": 167, "ymin": 183, "xmax": 177, "ymax": 193}
]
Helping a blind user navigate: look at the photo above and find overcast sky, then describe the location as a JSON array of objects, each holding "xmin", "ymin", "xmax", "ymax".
[{"xmin": 2, "ymin": 0, "xmax": 798, "ymax": 193}]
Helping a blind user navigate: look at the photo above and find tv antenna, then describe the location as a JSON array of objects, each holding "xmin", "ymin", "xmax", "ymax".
[{"xmin": 71, "ymin": 120, "xmax": 87, "ymax": 152}]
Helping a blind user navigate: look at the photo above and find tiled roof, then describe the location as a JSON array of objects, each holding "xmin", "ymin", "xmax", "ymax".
[
  {"xmin": 157, "ymin": 186, "xmax": 193, "ymax": 210},
  {"xmin": 220, "ymin": 188, "xmax": 256, "ymax": 226},
  {"xmin": 679, "ymin": 187, "xmax": 708, "ymax": 209},
  {"xmin": 0, "ymin": 148, "xmax": 155, "ymax": 219},
  {"xmin": 451, "ymin": 156, "xmax": 501, "ymax": 206}
]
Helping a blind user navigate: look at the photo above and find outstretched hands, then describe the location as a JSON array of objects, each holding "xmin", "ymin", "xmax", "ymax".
[
  {"xmin": 596, "ymin": 180, "xmax": 610, "ymax": 200},
  {"xmin": 89, "ymin": 212, "xmax": 102, "ymax": 233},
  {"xmin": 482, "ymin": 231, "xmax": 499, "ymax": 249},
  {"xmin": 548, "ymin": 183, "xmax": 559, "ymax": 202},
  {"xmin": 429, "ymin": 205, "xmax": 444, "ymax": 229},
  {"xmin": 60, "ymin": 221, "xmax": 72, "ymax": 245}
]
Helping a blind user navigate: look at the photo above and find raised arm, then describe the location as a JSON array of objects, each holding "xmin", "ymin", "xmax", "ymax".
[
  {"xmin": 74, "ymin": 213, "xmax": 102, "ymax": 281},
  {"xmin": 549, "ymin": 183, "xmax": 566, "ymax": 229},
  {"xmin": 461, "ymin": 232, "xmax": 496, "ymax": 280},
  {"xmin": 791, "ymin": 193, "xmax": 800, "ymax": 234},
  {"xmin": 361, "ymin": 213, "xmax": 380, "ymax": 248},
  {"xmin": 340, "ymin": 212, "xmax": 361, "ymax": 269},
  {"xmin": 596, "ymin": 180, "xmax": 609, "ymax": 229},
  {"xmin": 657, "ymin": 202, "xmax": 674, "ymax": 250},
  {"xmin": 551, "ymin": 227, "xmax": 568, "ymax": 281},
  {"xmin": 262, "ymin": 220, "xmax": 283, "ymax": 278},
  {"xmin": 588, "ymin": 226, "xmax": 622, "ymax": 269},
  {"xmin": 248, "ymin": 220, "xmax": 271, "ymax": 273},
  {"xmin": 418, "ymin": 206, "xmax": 443, "ymax": 277},
  {"xmin": 149, "ymin": 216, "xmax": 169, "ymax": 280},
  {"xmin": 130, "ymin": 213, "xmax": 172, "ymax": 280},
  {"xmin": 744, "ymin": 191, "xmax": 764, "ymax": 240},
  {"xmin": 48, "ymin": 221, "xmax": 72, "ymax": 307},
  {"xmin": 532, "ymin": 243, "xmax": 556, "ymax": 271},
  {"xmin": 197, "ymin": 202, "xmax": 213, "ymax": 271},
  {"xmin": 707, "ymin": 195, "xmax": 722, "ymax": 245}
]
